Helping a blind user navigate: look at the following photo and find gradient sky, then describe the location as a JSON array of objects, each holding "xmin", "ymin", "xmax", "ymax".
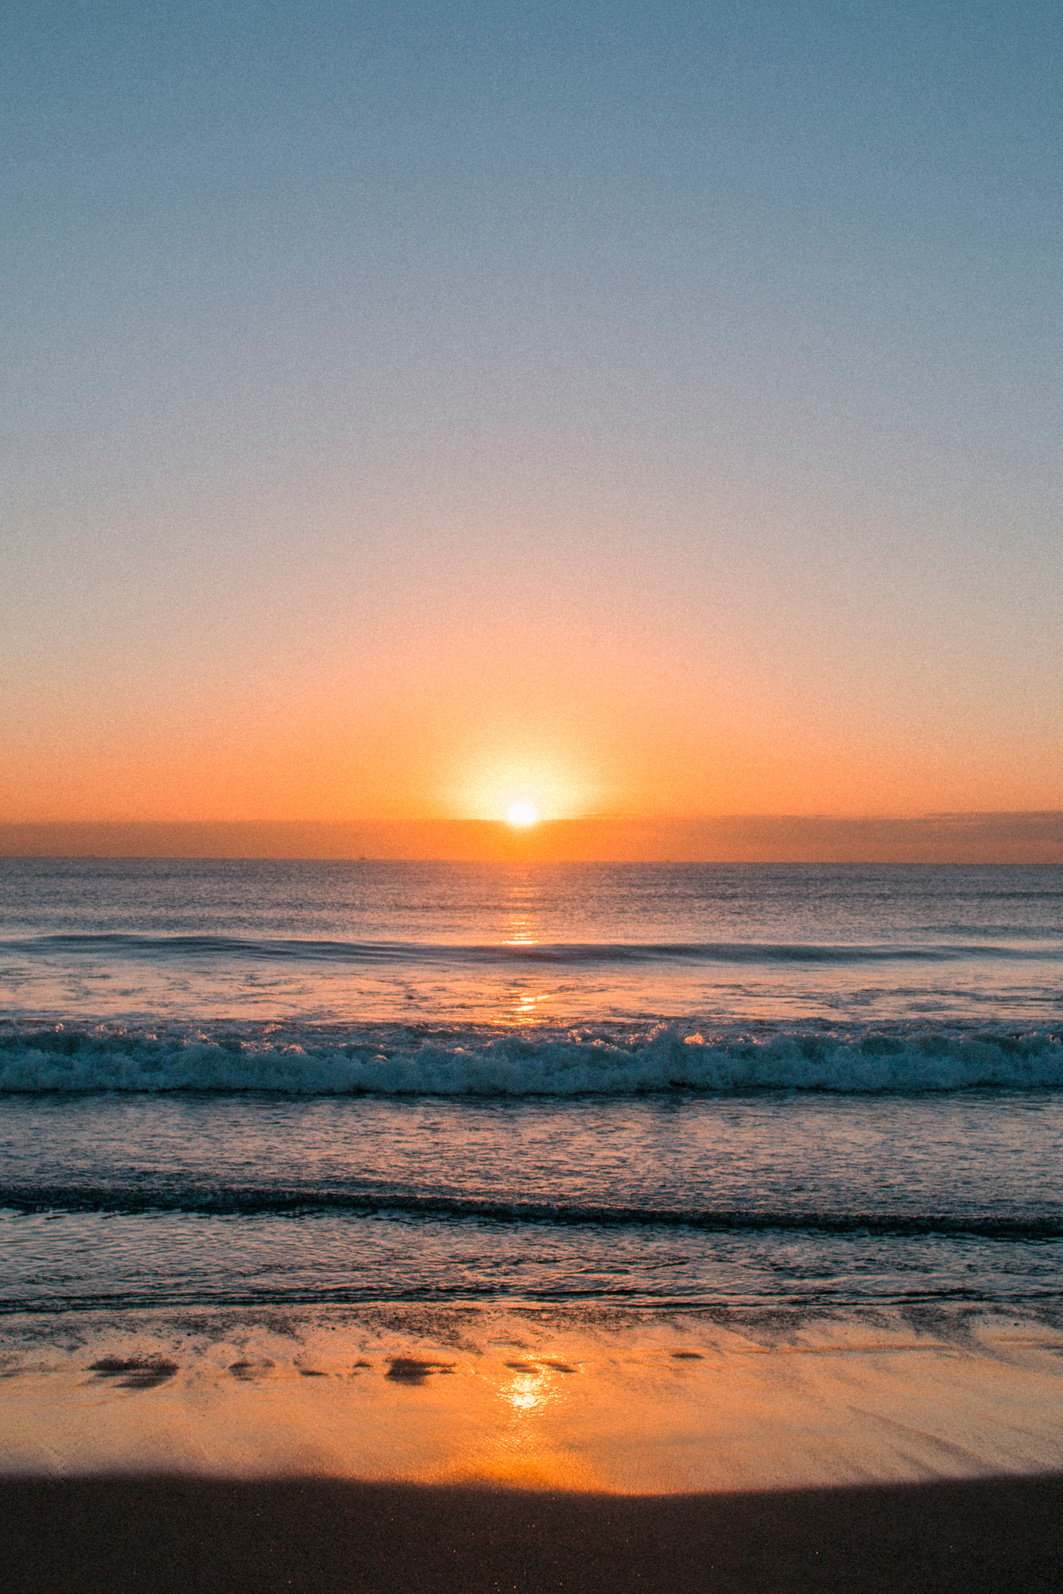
[{"xmin": 3, "ymin": 0, "xmax": 1061, "ymax": 828}]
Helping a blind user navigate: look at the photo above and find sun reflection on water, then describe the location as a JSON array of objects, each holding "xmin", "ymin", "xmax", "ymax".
[
  {"xmin": 502, "ymin": 1366, "xmax": 554, "ymax": 1414},
  {"xmin": 502, "ymin": 874, "xmax": 541, "ymax": 946},
  {"xmin": 497, "ymin": 872, "xmax": 554, "ymax": 1024}
]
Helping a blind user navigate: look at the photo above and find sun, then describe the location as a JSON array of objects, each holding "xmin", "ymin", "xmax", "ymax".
[
  {"xmin": 449, "ymin": 751, "xmax": 598, "ymax": 825},
  {"xmin": 506, "ymin": 799, "xmax": 540, "ymax": 828}
]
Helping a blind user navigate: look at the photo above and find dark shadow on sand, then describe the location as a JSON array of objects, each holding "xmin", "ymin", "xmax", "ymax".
[{"xmin": 4, "ymin": 1472, "xmax": 1063, "ymax": 1594}]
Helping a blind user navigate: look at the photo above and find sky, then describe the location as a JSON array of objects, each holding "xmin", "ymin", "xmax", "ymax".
[{"xmin": 2, "ymin": 0, "xmax": 1061, "ymax": 844}]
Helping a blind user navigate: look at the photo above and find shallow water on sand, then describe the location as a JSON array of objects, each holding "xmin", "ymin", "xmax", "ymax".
[{"xmin": 3, "ymin": 1301, "xmax": 1063, "ymax": 1491}]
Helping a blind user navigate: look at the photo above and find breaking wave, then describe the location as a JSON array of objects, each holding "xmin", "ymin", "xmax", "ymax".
[{"xmin": 1, "ymin": 1021, "xmax": 1062, "ymax": 1095}]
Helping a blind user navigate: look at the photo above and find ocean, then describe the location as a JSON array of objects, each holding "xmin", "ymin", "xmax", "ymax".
[{"xmin": 2, "ymin": 857, "xmax": 1062, "ymax": 1322}]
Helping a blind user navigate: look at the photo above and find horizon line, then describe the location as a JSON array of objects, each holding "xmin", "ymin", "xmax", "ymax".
[{"xmin": 1, "ymin": 813, "xmax": 1061, "ymax": 865}]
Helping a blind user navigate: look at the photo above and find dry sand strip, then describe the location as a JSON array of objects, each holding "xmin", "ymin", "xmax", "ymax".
[{"xmin": 4, "ymin": 1472, "xmax": 1063, "ymax": 1594}]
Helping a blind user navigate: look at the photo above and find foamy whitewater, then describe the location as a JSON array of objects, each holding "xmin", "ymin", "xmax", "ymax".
[{"xmin": 1, "ymin": 859, "xmax": 1062, "ymax": 1315}]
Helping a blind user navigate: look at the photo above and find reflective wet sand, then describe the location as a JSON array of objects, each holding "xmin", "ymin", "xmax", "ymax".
[{"xmin": 3, "ymin": 1304, "xmax": 1062, "ymax": 1494}]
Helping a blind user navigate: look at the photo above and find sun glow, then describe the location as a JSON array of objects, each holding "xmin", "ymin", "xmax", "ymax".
[
  {"xmin": 506, "ymin": 800, "xmax": 540, "ymax": 828},
  {"xmin": 451, "ymin": 750, "xmax": 599, "ymax": 825}
]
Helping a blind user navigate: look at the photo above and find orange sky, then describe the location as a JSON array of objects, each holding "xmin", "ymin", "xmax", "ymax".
[
  {"xmin": 3, "ymin": 525, "xmax": 1061, "ymax": 832},
  {"xmin": 3, "ymin": 504, "xmax": 1060, "ymax": 832},
  {"xmin": 2, "ymin": 599, "xmax": 1059, "ymax": 832}
]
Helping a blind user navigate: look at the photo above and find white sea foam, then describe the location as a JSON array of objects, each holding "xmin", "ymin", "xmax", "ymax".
[{"xmin": 1, "ymin": 1023, "xmax": 1061, "ymax": 1095}]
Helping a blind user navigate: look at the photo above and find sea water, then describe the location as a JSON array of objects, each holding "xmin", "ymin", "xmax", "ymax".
[{"xmin": 1, "ymin": 858, "xmax": 1061, "ymax": 1320}]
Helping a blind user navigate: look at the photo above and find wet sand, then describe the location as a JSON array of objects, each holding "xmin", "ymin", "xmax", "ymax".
[
  {"xmin": 6, "ymin": 1471, "xmax": 1063, "ymax": 1593},
  {"xmin": 5, "ymin": 1304, "xmax": 1063, "ymax": 1491}
]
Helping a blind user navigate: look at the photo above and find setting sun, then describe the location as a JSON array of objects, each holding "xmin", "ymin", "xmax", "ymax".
[
  {"xmin": 449, "ymin": 750, "xmax": 601, "ymax": 826},
  {"xmin": 506, "ymin": 800, "xmax": 540, "ymax": 828}
]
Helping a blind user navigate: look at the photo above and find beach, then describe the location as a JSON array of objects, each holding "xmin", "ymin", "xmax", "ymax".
[
  {"xmin": 2, "ymin": 859, "xmax": 1062, "ymax": 1587},
  {"xmin": 4, "ymin": 1300, "xmax": 1063, "ymax": 1590}
]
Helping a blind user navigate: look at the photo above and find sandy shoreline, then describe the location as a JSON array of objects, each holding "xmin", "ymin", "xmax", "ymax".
[
  {"xmin": 4, "ymin": 1303, "xmax": 1063, "ymax": 1491},
  {"xmin": 5, "ymin": 1305, "xmax": 1063, "ymax": 1589},
  {"xmin": 6, "ymin": 1471, "xmax": 1063, "ymax": 1593}
]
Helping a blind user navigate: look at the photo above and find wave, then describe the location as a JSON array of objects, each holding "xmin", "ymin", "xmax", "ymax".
[
  {"xmin": 3, "ymin": 932, "xmax": 1061, "ymax": 966},
  {"xmin": 1, "ymin": 1021, "xmax": 1062, "ymax": 1095},
  {"xmin": 2, "ymin": 1179, "xmax": 1060, "ymax": 1239}
]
